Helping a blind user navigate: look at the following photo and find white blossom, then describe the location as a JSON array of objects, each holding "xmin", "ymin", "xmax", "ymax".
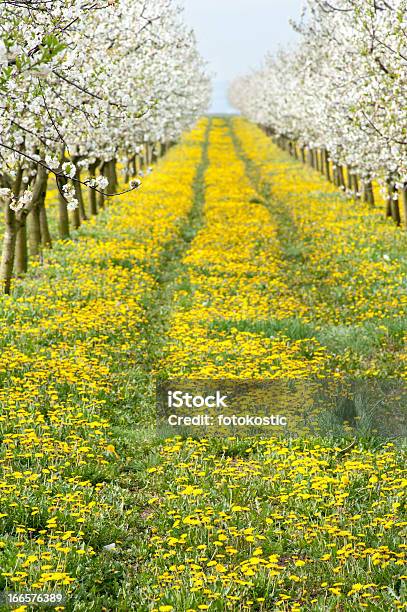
[
  {"xmin": 0, "ymin": 38, "xmax": 7, "ymax": 67},
  {"xmin": 0, "ymin": 0, "xmax": 211, "ymax": 207},
  {"xmin": 45, "ymin": 155, "xmax": 60, "ymax": 171},
  {"xmin": 96, "ymin": 176, "xmax": 109, "ymax": 190},
  {"xmin": 19, "ymin": 189, "xmax": 33, "ymax": 207},
  {"xmin": 0, "ymin": 188, "xmax": 11, "ymax": 199},
  {"xmin": 230, "ymin": 0, "xmax": 407, "ymax": 185},
  {"xmin": 62, "ymin": 162, "xmax": 76, "ymax": 179},
  {"xmin": 67, "ymin": 198, "xmax": 79, "ymax": 211},
  {"xmin": 9, "ymin": 189, "xmax": 32, "ymax": 212},
  {"xmin": 9, "ymin": 198, "xmax": 21, "ymax": 212}
]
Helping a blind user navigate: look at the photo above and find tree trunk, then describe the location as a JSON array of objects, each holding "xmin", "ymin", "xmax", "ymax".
[
  {"xmin": 0, "ymin": 166, "xmax": 23, "ymax": 293},
  {"xmin": 352, "ymin": 174, "xmax": 360, "ymax": 201},
  {"xmin": 320, "ymin": 150, "xmax": 325, "ymax": 173},
  {"xmin": 402, "ymin": 184, "xmax": 407, "ymax": 230},
  {"xmin": 28, "ymin": 167, "xmax": 49, "ymax": 258},
  {"xmin": 124, "ymin": 157, "xmax": 130, "ymax": 184},
  {"xmin": 386, "ymin": 178, "xmax": 394, "ymax": 218},
  {"xmin": 112, "ymin": 159, "xmax": 118, "ymax": 191},
  {"xmin": 131, "ymin": 155, "xmax": 136, "ymax": 176},
  {"xmin": 326, "ymin": 155, "xmax": 331, "ymax": 182},
  {"xmin": 40, "ymin": 201, "xmax": 52, "ymax": 248},
  {"xmin": 71, "ymin": 204, "xmax": 80, "ymax": 230},
  {"xmin": 57, "ymin": 176, "xmax": 70, "ymax": 240},
  {"xmin": 98, "ymin": 162, "xmax": 106, "ymax": 209},
  {"xmin": 15, "ymin": 176, "xmax": 31, "ymax": 275},
  {"xmin": 152, "ymin": 143, "xmax": 157, "ymax": 163},
  {"xmin": 15, "ymin": 221, "xmax": 28, "ymax": 277},
  {"xmin": 0, "ymin": 204, "xmax": 17, "ymax": 294},
  {"xmin": 28, "ymin": 205, "xmax": 42, "ymax": 259},
  {"xmin": 363, "ymin": 180, "xmax": 375, "ymax": 207},
  {"xmin": 89, "ymin": 187, "xmax": 98, "ymax": 215},
  {"xmin": 88, "ymin": 162, "xmax": 98, "ymax": 215},
  {"xmin": 39, "ymin": 172, "xmax": 51, "ymax": 248},
  {"xmin": 73, "ymin": 175, "xmax": 87, "ymax": 221},
  {"xmin": 391, "ymin": 188, "xmax": 401, "ymax": 226},
  {"xmin": 337, "ymin": 165, "xmax": 346, "ymax": 189},
  {"xmin": 309, "ymin": 149, "xmax": 315, "ymax": 168},
  {"xmin": 105, "ymin": 160, "xmax": 117, "ymax": 194},
  {"xmin": 145, "ymin": 143, "xmax": 151, "ymax": 167},
  {"xmin": 315, "ymin": 149, "xmax": 321, "ymax": 172},
  {"xmin": 346, "ymin": 166, "xmax": 353, "ymax": 191}
]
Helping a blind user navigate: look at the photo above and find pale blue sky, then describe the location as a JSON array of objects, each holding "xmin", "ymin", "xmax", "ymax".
[{"xmin": 182, "ymin": 0, "xmax": 305, "ymax": 113}]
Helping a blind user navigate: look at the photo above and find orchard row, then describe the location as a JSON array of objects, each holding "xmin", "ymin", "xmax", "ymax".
[
  {"xmin": 230, "ymin": 0, "xmax": 407, "ymax": 227},
  {"xmin": 0, "ymin": 0, "xmax": 210, "ymax": 293}
]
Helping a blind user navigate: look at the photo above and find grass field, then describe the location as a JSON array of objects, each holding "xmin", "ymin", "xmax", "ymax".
[{"xmin": 0, "ymin": 117, "xmax": 405, "ymax": 611}]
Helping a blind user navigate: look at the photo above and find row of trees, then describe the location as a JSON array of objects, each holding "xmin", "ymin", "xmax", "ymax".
[
  {"xmin": 229, "ymin": 0, "xmax": 407, "ymax": 227},
  {"xmin": 0, "ymin": 0, "xmax": 211, "ymax": 293}
]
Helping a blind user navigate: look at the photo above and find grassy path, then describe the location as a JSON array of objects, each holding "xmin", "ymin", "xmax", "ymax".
[
  {"xmin": 231, "ymin": 118, "xmax": 406, "ymax": 380},
  {"xmin": 136, "ymin": 117, "xmax": 406, "ymax": 612},
  {"xmin": 0, "ymin": 120, "xmax": 209, "ymax": 611},
  {"xmin": 0, "ymin": 117, "xmax": 405, "ymax": 611},
  {"xmin": 160, "ymin": 119, "xmax": 324, "ymax": 379}
]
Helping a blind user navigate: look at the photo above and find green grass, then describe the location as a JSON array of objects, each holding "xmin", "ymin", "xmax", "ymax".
[{"xmin": 0, "ymin": 117, "xmax": 405, "ymax": 611}]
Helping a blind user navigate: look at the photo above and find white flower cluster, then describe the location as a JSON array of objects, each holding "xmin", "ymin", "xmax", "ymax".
[
  {"xmin": 129, "ymin": 178, "xmax": 141, "ymax": 190},
  {"xmin": 87, "ymin": 176, "xmax": 109, "ymax": 190},
  {"xmin": 229, "ymin": 0, "xmax": 407, "ymax": 186},
  {"xmin": 0, "ymin": 185, "xmax": 33, "ymax": 212},
  {"xmin": 9, "ymin": 189, "xmax": 32, "ymax": 212},
  {"xmin": 0, "ymin": 0, "xmax": 211, "ymax": 204},
  {"xmin": 62, "ymin": 162, "xmax": 76, "ymax": 180},
  {"xmin": 62, "ymin": 184, "xmax": 78, "ymax": 211}
]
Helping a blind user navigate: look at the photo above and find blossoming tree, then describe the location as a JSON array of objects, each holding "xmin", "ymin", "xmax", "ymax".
[
  {"xmin": 0, "ymin": 0, "xmax": 210, "ymax": 293},
  {"xmin": 229, "ymin": 0, "xmax": 407, "ymax": 227}
]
